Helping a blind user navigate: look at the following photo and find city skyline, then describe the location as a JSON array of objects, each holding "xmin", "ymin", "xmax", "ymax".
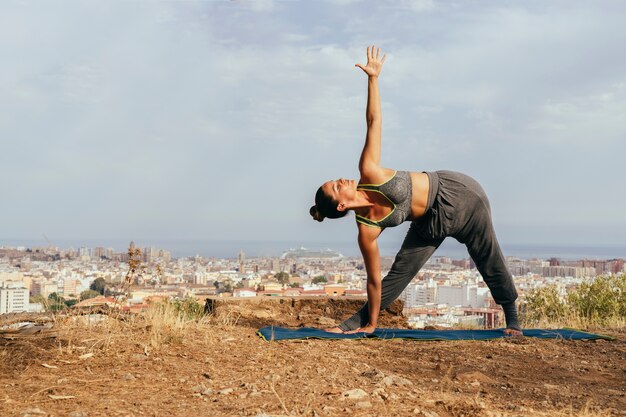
[{"xmin": 2, "ymin": 1, "xmax": 626, "ymax": 248}]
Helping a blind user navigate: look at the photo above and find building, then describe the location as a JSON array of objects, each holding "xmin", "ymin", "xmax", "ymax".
[{"xmin": 0, "ymin": 283, "xmax": 29, "ymax": 314}]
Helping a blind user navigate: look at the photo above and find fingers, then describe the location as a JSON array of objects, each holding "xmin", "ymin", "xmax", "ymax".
[
  {"xmin": 381, "ymin": 53, "xmax": 387, "ymax": 65},
  {"xmin": 366, "ymin": 45, "xmax": 385, "ymax": 62}
]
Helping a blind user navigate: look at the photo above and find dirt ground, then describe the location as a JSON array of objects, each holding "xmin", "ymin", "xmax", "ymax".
[{"xmin": 1, "ymin": 298, "xmax": 624, "ymax": 417}]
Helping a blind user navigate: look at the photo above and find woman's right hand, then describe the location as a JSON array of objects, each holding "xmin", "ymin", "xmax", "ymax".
[{"xmin": 355, "ymin": 45, "xmax": 387, "ymax": 78}]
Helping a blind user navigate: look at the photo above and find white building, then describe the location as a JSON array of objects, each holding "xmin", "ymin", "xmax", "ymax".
[
  {"xmin": 0, "ymin": 283, "xmax": 29, "ymax": 314},
  {"xmin": 401, "ymin": 279, "xmax": 437, "ymax": 308}
]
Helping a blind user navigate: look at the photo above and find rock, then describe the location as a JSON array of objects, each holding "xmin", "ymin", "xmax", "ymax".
[
  {"xmin": 470, "ymin": 381, "xmax": 481, "ymax": 387},
  {"xmin": 543, "ymin": 383, "xmax": 559, "ymax": 390},
  {"xmin": 20, "ymin": 408, "xmax": 47, "ymax": 417},
  {"xmin": 356, "ymin": 401, "xmax": 372, "ymax": 408},
  {"xmin": 373, "ymin": 388, "xmax": 389, "ymax": 401},
  {"xmin": 122, "ymin": 373, "xmax": 136, "ymax": 381},
  {"xmin": 381, "ymin": 376, "xmax": 394, "ymax": 386},
  {"xmin": 361, "ymin": 369, "xmax": 385, "ymax": 379},
  {"xmin": 342, "ymin": 388, "xmax": 368, "ymax": 399},
  {"xmin": 202, "ymin": 388, "xmax": 214, "ymax": 396},
  {"xmin": 380, "ymin": 375, "xmax": 413, "ymax": 387},
  {"xmin": 219, "ymin": 388, "xmax": 234, "ymax": 395},
  {"xmin": 192, "ymin": 384, "xmax": 206, "ymax": 393},
  {"xmin": 455, "ymin": 371, "xmax": 494, "ymax": 384},
  {"xmin": 69, "ymin": 412, "xmax": 88, "ymax": 417}
]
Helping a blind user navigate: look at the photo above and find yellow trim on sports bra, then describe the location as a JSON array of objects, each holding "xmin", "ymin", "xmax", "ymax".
[
  {"xmin": 355, "ymin": 188, "xmax": 397, "ymax": 227},
  {"xmin": 357, "ymin": 170, "xmax": 398, "ymax": 188},
  {"xmin": 355, "ymin": 216, "xmax": 382, "ymax": 228}
]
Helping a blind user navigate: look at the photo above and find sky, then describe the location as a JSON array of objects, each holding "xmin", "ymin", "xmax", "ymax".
[{"xmin": 1, "ymin": 0, "xmax": 625, "ymax": 252}]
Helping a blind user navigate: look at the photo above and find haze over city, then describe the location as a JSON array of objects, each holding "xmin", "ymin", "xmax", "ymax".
[{"xmin": 2, "ymin": 1, "xmax": 625, "ymax": 253}]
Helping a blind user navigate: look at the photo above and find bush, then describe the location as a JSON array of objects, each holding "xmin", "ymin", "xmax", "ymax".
[
  {"xmin": 523, "ymin": 285, "xmax": 567, "ymax": 323},
  {"xmin": 567, "ymin": 274, "xmax": 626, "ymax": 324},
  {"xmin": 523, "ymin": 274, "xmax": 626, "ymax": 328},
  {"xmin": 171, "ymin": 297, "xmax": 205, "ymax": 320}
]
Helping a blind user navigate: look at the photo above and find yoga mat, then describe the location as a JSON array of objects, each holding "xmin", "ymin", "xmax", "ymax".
[{"xmin": 257, "ymin": 327, "xmax": 614, "ymax": 342}]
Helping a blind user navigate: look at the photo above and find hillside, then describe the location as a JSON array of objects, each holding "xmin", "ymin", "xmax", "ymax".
[{"xmin": 1, "ymin": 299, "xmax": 624, "ymax": 417}]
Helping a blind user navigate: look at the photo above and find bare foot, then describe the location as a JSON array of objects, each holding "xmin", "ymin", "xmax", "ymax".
[
  {"xmin": 504, "ymin": 328, "xmax": 524, "ymax": 336},
  {"xmin": 324, "ymin": 327, "xmax": 344, "ymax": 333},
  {"xmin": 344, "ymin": 324, "xmax": 376, "ymax": 334}
]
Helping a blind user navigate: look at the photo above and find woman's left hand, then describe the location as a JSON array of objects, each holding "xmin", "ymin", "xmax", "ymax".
[
  {"xmin": 355, "ymin": 45, "xmax": 387, "ymax": 78},
  {"xmin": 344, "ymin": 324, "xmax": 377, "ymax": 334}
]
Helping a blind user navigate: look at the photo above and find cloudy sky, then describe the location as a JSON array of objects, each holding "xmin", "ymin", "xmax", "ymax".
[{"xmin": 1, "ymin": 0, "xmax": 625, "ymax": 252}]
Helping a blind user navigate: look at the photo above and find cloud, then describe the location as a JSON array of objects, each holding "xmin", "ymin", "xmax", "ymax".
[
  {"xmin": 1, "ymin": 1, "xmax": 625, "ymax": 246},
  {"xmin": 528, "ymin": 82, "xmax": 626, "ymax": 145}
]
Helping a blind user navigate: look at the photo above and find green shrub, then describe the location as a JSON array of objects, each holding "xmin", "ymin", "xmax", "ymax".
[
  {"xmin": 171, "ymin": 297, "xmax": 205, "ymax": 320},
  {"xmin": 523, "ymin": 274, "xmax": 626, "ymax": 328},
  {"xmin": 567, "ymin": 274, "xmax": 626, "ymax": 324},
  {"xmin": 523, "ymin": 285, "xmax": 568, "ymax": 323}
]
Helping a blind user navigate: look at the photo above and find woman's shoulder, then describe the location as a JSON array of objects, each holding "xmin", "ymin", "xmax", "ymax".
[{"xmin": 359, "ymin": 166, "xmax": 396, "ymax": 185}]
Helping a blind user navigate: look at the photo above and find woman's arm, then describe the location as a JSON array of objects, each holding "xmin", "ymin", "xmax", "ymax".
[
  {"xmin": 344, "ymin": 223, "xmax": 383, "ymax": 333},
  {"xmin": 356, "ymin": 46, "xmax": 387, "ymax": 177}
]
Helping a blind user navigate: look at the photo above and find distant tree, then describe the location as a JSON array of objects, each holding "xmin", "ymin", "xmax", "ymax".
[
  {"xmin": 90, "ymin": 277, "xmax": 106, "ymax": 295},
  {"xmin": 80, "ymin": 289, "xmax": 101, "ymax": 301},
  {"xmin": 289, "ymin": 282, "xmax": 300, "ymax": 288},
  {"xmin": 64, "ymin": 299, "xmax": 78, "ymax": 308},
  {"xmin": 274, "ymin": 272, "xmax": 290, "ymax": 285},
  {"xmin": 49, "ymin": 303, "xmax": 67, "ymax": 312},
  {"xmin": 312, "ymin": 275, "xmax": 327, "ymax": 284},
  {"xmin": 48, "ymin": 292, "xmax": 64, "ymax": 303}
]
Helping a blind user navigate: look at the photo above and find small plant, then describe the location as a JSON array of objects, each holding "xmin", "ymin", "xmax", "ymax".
[
  {"xmin": 171, "ymin": 297, "xmax": 205, "ymax": 320},
  {"xmin": 522, "ymin": 274, "xmax": 626, "ymax": 328},
  {"xmin": 522, "ymin": 285, "xmax": 568, "ymax": 324},
  {"xmin": 567, "ymin": 274, "xmax": 626, "ymax": 325}
]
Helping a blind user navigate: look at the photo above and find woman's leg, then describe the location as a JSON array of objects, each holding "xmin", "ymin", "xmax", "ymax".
[
  {"xmin": 338, "ymin": 225, "xmax": 444, "ymax": 331},
  {"xmin": 459, "ymin": 206, "xmax": 520, "ymax": 330}
]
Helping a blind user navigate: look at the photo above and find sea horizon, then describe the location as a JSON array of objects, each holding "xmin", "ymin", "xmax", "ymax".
[{"xmin": 2, "ymin": 238, "xmax": 625, "ymax": 261}]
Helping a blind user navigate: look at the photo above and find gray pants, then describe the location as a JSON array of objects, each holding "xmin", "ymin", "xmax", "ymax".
[{"xmin": 339, "ymin": 170, "xmax": 518, "ymax": 331}]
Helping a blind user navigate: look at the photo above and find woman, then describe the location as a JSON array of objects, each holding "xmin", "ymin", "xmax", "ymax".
[{"xmin": 309, "ymin": 46, "xmax": 522, "ymax": 336}]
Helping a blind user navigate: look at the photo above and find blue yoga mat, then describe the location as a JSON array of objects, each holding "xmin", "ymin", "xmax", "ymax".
[{"xmin": 257, "ymin": 326, "xmax": 614, "ymax": 341}]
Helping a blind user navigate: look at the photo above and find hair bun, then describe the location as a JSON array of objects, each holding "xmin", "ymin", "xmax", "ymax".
[{"xmin": 309, "ymin": 205, "xmax": 324, "ymax": 222}]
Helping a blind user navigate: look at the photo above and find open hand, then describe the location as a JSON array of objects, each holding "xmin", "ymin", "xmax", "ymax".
[{"xmin": 355, "ymin": 45, "xmax": 386, "ymax": 78}]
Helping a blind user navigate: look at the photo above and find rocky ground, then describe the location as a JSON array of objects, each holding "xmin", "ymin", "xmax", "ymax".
[{"xmin": 1, "ymin": 298, "xmax": 624, "ymax": 417}]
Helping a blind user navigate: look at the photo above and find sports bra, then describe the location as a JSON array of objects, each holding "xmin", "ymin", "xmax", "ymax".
[{"xmin": 355, "ymin": 170, "xmax": 413, "ymax": 229}]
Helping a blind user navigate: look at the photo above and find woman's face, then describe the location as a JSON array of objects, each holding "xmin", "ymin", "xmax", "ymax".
[{"xmin": 321, "ymin": 178, "xmax": 357, "ymax": 210}]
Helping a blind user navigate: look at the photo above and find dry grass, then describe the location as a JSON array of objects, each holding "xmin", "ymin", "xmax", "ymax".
[{"xmin": 1, "ymin": 300, "xmax": 624, "ymax": 417}]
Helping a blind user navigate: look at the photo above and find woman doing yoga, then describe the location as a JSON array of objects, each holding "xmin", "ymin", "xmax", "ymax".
[{"xmin": 309, "ymin": 46, "xmax": 522, "ymax": 336}]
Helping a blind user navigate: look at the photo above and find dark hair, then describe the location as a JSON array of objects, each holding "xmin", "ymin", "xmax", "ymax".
[{"xmin": 309, "ymin": 186, "xmax": 348, "ymax": 222}]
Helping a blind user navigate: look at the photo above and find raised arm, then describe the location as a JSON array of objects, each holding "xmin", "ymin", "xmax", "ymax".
[{"xmin": 356, "ymin": 46, "xmax": 387, "ymax": 176}]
